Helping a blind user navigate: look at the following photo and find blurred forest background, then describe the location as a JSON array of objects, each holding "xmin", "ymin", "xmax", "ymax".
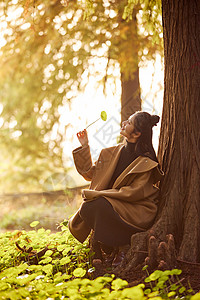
[{"xmin": 0, "ymin": 0, "xmax": 164, "ymax": 230}]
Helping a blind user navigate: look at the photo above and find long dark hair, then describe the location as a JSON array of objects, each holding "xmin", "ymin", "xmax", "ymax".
[{"xmin": 131, "ymin": 111, "xmax": 160, "ymax": 162}]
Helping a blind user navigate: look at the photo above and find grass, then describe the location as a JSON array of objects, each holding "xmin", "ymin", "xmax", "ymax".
[{"xmin": 0, "ymin": 190, "xmax": 81, "ymax": 232}]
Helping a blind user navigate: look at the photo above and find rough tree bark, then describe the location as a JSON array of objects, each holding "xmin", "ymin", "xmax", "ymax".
[
  {"xmin": 156, "ymin": 0, "xmax": 200, "ymax": 262},
  {"xmin": 117, "ymin": 0, "xmax": 200, "ymax": 274}
]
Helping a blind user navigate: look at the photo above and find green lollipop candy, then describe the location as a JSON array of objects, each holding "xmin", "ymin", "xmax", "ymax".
[{"xmin": 86, "ymin": 111, "xmax": 107, "ymax": 129}]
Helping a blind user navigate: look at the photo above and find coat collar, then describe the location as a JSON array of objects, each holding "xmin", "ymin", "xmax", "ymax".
[{"xmin": 112, "ymin": 155, "xmax": 159, "ymax": 188}]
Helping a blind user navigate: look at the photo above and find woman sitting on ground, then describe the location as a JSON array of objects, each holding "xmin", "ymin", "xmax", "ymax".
[{"xmin": 68, "ymin": 111, "xmax": 164, "ymax": 267}]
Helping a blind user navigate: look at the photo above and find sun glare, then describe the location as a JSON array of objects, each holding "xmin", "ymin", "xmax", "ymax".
[
  {"xmin": 0, "ymin": 4, "xmax": 164, "ymax": 188},
  {"xmin": 61, "ymin": 53, "xmax": 163, "ymax": 179}
]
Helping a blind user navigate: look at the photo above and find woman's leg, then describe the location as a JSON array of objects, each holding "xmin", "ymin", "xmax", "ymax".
[{"xmin": 79, "ymin": 197, "xmax": 141, "ymax": 247}]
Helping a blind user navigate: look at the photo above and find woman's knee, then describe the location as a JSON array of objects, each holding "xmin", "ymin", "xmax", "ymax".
[
  {"xmin": 79, "ymin": 197, "xmax": 108, "ymax": 219},
  {"xmin": 79, "ymin": 201, "xmax": 90, "ymax": 219}
]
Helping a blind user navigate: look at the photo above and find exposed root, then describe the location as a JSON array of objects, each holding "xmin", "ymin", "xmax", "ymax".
[{"xmin": 115, "ymin": 233, "xmax": 177, "ymax": 275}]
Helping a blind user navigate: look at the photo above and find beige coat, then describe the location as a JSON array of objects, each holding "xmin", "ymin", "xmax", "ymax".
[{"xmin": 68, "ymin": 143, "xmax": 164, "ymax": 243}]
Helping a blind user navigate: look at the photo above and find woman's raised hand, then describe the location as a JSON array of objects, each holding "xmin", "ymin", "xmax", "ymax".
[{"xmin": 77, "ymin": 129, "xmax": 89, "ymax": 147}]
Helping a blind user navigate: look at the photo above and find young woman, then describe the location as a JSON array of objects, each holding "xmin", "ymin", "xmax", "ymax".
[{"xmin": 68, "ymin": 111, "xmax": 164, "ymax": 266}]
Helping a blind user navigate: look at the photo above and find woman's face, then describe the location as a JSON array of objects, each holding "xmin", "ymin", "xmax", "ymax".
[{"xmin": 120, "ymin": 115, "xmax": 135, "ymax": 139}]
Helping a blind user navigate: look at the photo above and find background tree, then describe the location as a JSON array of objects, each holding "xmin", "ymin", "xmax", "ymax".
[{"xmin": 0, "ymin": 0, "xmax": 162, "ymax": 192}]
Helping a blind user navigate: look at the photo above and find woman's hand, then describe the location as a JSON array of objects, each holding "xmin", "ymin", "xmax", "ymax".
[{"xmin": 77, "ymin": 129, "xmax": 89, "ymax": 147}]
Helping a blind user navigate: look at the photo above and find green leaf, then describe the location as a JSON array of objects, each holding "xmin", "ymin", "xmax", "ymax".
[
  {"xmin": 62, "ymin": 247, "xmax": 72, "ymax": 255},
  {"xmin": 39, "ymin": 257, "xmax": 52, "ymax": 264},
  {"xmin": 158, "ymin": 275, "xmax": 169, "ymax": 282},
  {"xmin": 179, "ymin": 286, "xmax": 186, "ymax": 293},
  {"xmin": 168, "ymin": 291, "xmax": 176, "ymax": 297},
  {"xmin": 57, "ymin": 245, "xmax": 66, "ymax": 252},
  {"xmin": 42, "ymin": 264, "xmax": 53, "ymax": 274},
  {"xmin": 144, "ymin": 277, "xmax": 151, "ymax": 283},
  {"xmin": 122, "ymin": 286, "xmax": 144, "ymax": 299},
  {"xmin": 61, "ymin": 221, "xmax": 68, "ymax": 227},
  {"xmin": 111, "ymin": 278, "xmax": 128, "ymax": 290},
  {"xmin": 100, "ymin": 111, "xmax": 107, "ymax": 121},
  {"xmin": 43, "ymin": 250, "xmax": 53, "ymax": 257},
  {"xmin": 170, "ymin": 269, "xmax": 182, "ymax": 275},
  {"xmin": 142, "ymin": 265, "xmax": 148, "ymax": 271},
  {"xmin": 147, "ymin": 291, "xmax": 160, "ymax": 298},
  {"xmin": 170, "ymin": 284, "xmax": 179, "ymax": 291},
  {"xmin": 191, "ymin": 293, "xmax": 200, "ymax": 300},
  {"xmin": 149, "ymin": 270, "xmax": 163, "ymax": 281},
  {"xmin": 0, "ymin": 282, "xmax": 10, "ymax": 291},
  {"xmin": 156, "ymin": 281, "xmax": 165, "ymax": 289},
  {"xmin": 144, "ymin": 288, "xmax": 151, "ymax": 295},
  {"xmin": 30, "ymin": 221, "xmax": 40, "ymax": 228},
  {"xmin": 137, "ymin": 283, "xmax": 145, "ymax": 289},
  {"xmin": 60, "ymin": 256, "xmax": 71, "ymax": 265},
  {"xmin": 73, "ymin": 267, "xmax": 86, "ymax": 278}
]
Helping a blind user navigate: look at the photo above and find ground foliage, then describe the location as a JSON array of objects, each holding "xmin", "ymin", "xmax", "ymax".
[
  {"xmin": 0, "ymin": 0, "xmax": 163, "ymax": 192},
  {"xmin": 0, "ymin": 222, "xmax": 199, "ymax": 299}
]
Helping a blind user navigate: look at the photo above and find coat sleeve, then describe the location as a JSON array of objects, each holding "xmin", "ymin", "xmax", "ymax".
[
  {"xmin": 72, "ymin": 145, "xmax": 99, "ymax": 181},
  {"xmin": 83, "ymin": 170, "xmax": 159, "ymax": 202}
]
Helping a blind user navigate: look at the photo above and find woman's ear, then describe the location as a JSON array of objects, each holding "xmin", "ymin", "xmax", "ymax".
[{"xmin": 132, "ymin": 131, "xmax": 141, "ymax": 139}]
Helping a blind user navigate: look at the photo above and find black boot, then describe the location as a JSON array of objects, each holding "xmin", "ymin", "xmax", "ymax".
[
  {"xmin": 89, "ymin": 238, "xmax": 103, "ymax": 260},
  {"xmin": 112, "ymin": 244, "xmax": 130, "ymax": 268},
  {"xmin": 89, "ymin": 231, "xmax": 103, "ymax": 260}
]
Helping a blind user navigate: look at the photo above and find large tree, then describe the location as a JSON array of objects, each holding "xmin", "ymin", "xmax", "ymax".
[
  {"xmin": 0, "ymin": 0, "xmax": 162, "ymax": 192},
  {"xmin": 117, "ymin": 0, "xmax": 200, "ymax": 273},
  {"xmin": 156, "ymin": 0, "xmax": 200, "ymax": 263}
]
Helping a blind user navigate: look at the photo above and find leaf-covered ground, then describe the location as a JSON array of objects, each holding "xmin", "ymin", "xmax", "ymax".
[{"xmin": 0, "ymin": 223, "xmax": 200, "ymax": 299}]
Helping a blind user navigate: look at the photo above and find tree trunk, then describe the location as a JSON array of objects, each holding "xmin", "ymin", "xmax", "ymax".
[
  {"xmin": 117, "ymin": 0, "xmax": 200, "ymax": 274},
  {"xmin": 121, "ymin": 68, "xmax": 141, "ymax": 123},
  {"xmin": 156, "ymin": 0, "xmax": 200, "ymax": 262},
  {"xmin": 118, "ymin": 8, "xmax": 141, "ymax": 123}
]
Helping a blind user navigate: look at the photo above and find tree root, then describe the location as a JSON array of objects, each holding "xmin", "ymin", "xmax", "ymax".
[
  {"xmin": 88, "ymin": 229, "xmax": 177, "ymax": 277},
  {"xmin": 115, "ymin": 233, "xmax": 177, "ymax": 276}
]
